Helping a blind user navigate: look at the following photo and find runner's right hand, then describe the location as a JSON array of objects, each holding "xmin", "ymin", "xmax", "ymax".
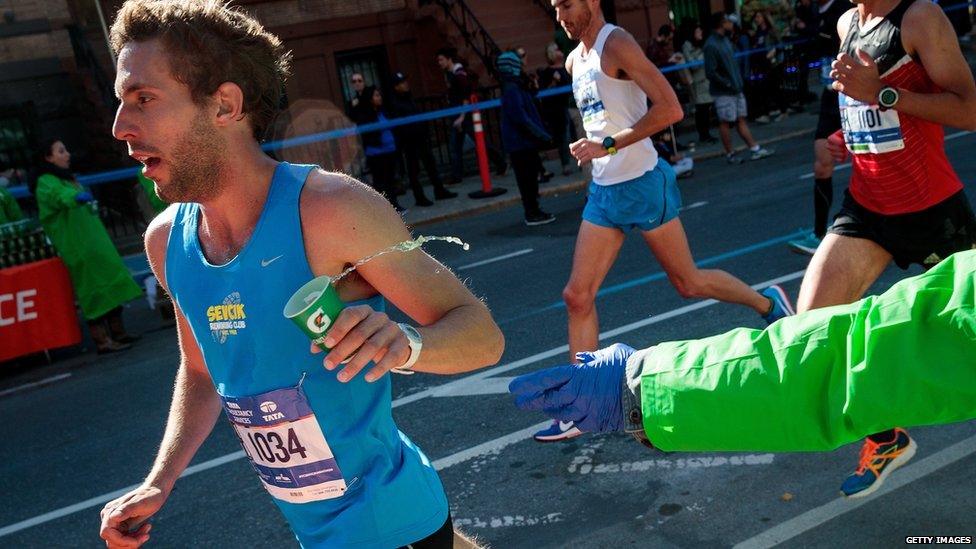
[
  {"xmin": 99, "ymin": 484, "xmax": 167, "ymax": 548},
  {"xmin": 826, "ymin": 130, "xmax": 848, "ymax": 163}
]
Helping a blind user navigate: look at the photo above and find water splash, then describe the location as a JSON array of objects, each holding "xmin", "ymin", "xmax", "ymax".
[{"xmin": 333, "ymin": 235, "xmax": 470, "ymax": 283}]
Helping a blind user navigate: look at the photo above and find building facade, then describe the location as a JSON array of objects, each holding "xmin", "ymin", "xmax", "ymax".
[{"xmin": 0, "ymin": 0, "xmax": 726, "ymax": 177}]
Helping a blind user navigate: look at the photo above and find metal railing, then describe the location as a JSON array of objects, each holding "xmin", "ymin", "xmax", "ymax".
[{"xmin": 420, "ymin": 0, "xmax": 503, "ymax": 80}]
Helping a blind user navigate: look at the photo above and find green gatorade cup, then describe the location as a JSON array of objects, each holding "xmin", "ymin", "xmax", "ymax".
[{"xmin": 283, "ymin": 275, "xmax": 346, "ymax": 351}]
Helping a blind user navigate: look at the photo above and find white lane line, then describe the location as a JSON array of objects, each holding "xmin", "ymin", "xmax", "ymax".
[
  {"xmin": 457, "ymin": 248, "xmax": 534, "ymax": 271},
  {"xmin": 0, "ymin": 270, "xmax": 805, "ymax": 537},
  {"xmin": 432, "ymin": 422, "xmax": 550, "ymax": 471},
  {"xmin": 798, "ymin": 130, "xmax": 972, "ymax": 180},
  {"xmin": 733, "ymin": 433, "xmax": 976, "ymax": 549},
  {"xmin": 0, "ymin": 451, "xmax": 245, "ymax": 538},
  {"xmin": 0, "ymin": 373, "xmax": 72, "ymax": 398}
]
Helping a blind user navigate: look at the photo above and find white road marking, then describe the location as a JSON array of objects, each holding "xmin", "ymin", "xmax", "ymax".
[
  {"xmin": 0, "ymin": 451, "xmax": 245, "ymax": 538},
  {"xmin": 457, "ymin": 248, "xmax": 534, "ymax": 270},
  {"xmin": 432, "ymin": 422, "xmax": 550, "ymax": 471},
  {"xmin": 798, "ymin": 130, "xmax": 972, "ymax": 180},
  {"xmin": 733, "ymin": 433, "xmax": 976, "ymax": 549},
  {"xmin": 0, "ymin": 270, "xmax": 805, "ymax": 537},
  {"xmin": 453, "ymin": 513, "xmax": 565, "ymax": 529},
  {"xmin": 570, "ymin": 454, "xmax": 776, "ymax": 475},
  {"xmin": 433, "ymin": 376, "xmax": 516, "ymax": 397},
  {"xmin": 0, "ymin": 373, "xmax": 72, "ymax": 398}
]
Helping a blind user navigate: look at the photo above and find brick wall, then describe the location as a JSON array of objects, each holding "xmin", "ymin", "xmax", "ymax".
[
  {"xmin": 243, "ymin": 0, "xmax": 406, "ymax": 29},
  {"xmin": 0, "ymin": 29, "xmax": 73, "ymax": 63},
  {"xmin": 0, "ymin": 0, "xmax": 71, "ymax": 24}
]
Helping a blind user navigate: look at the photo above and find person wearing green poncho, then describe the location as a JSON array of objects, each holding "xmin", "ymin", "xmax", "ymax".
[
  {"xmin": 137, "ymin": 171, "xmax": 168, "ymax": 215},
  {"xmin": 32, "ymin": 139, "xmax": 143, "ymax": 353},
  {"xmin": 0, "ymin": 163, "xmax": 25, "ymax": 224},
  {"xmin": 510, "ymin": 249, "xmax": 975, "ymax": 483}
]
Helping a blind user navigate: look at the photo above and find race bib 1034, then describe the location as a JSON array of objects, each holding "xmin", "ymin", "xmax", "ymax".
[
  {"xmin": 221, "ymin": 381, "xmax": 347, "ymax": 504},
  {"xmin": 839, "ymin": 93, "xmax": 905, "ymax": 154}
]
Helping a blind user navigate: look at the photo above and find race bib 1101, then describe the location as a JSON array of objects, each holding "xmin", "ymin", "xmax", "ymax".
[
  {"xmin": 221, "ymin": 380, "xmax": 347, "ymax": 504},
  {"xmin": 839, "ymin": 93, "xmax": 905, "ymax": 154}
]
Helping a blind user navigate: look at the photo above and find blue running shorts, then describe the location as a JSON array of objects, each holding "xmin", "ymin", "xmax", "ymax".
[{"xmin": 582, "ymin": 158, "xmax": 682, "ymax": 232}]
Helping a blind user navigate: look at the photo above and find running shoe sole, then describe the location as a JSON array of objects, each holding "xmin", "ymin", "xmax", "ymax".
[
  {"xmin": 842, "ymin": 438, "xmax": 917, "ymax": 499},
  {"xmin": 533, "ymin": 425, "xmax": 584, "ymax": 442},
  {"xmin": 788, "ymin": 241, "xmax": 818, "ymax": 256},
  {"xmin": 765, "ymin": 284, "xmax": 796, "ymax": 316}
]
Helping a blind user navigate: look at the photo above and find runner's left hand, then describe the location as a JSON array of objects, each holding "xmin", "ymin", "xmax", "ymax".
[
  {"xmin": 309, "ymin": 305, "xmax": 409, "ymax": 383},
  {"xmin": 569, "ymin": 138, "xmax": 609, "ymax": 166},
  {"xmin": 830, "ymin": 49, "xmax": 883, "ymax": 103},
  {"xmin": 508, "ymin": 343, "xmax": 636, "ymax": 433}
]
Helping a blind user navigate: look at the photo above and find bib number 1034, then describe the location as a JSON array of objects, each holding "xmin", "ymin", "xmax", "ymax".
[
  {"xmin": 240, "ymin": 428, "xmax": 308, "ymax": 464},
  {"xmin": 221, "ymin": 384, "xmax": 348, "ymax": 503}
]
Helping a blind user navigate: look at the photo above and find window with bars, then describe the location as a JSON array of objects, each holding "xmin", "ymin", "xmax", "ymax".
[{"xmin": 335, "ymin": 46, "xmax": 390, "ymax": 104}]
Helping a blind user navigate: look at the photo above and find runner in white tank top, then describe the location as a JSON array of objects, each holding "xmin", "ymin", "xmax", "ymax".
[
  {"xmin": 533, "ymin": 0, "xmax": 796, "ymax": 443},
  {"xmin": 569, "ymin": 23, "xmax": 658, "ymax": 185}
]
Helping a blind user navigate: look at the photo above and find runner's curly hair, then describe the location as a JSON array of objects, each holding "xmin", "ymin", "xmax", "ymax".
[{"xmin": 109, "ymin": 0, "xmax": 292, "ymax": 140}]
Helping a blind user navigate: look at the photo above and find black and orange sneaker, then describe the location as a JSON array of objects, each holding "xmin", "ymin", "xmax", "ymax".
[{"xmin": 840, "ymin": 428, "xmax": 916, "ymax": 499}]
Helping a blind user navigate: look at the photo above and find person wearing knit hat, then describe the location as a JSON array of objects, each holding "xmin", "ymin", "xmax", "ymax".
[{"xmin": 497, "ymin": 50, "xmax": 556, "ymax": 226}]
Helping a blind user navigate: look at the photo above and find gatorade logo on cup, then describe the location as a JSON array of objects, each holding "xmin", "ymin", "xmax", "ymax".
[{"xmin": 306, "ymin": 307, "xmax": 332, "ymax": 334}]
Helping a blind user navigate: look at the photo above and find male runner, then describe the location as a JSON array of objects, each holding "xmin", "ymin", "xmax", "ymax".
[
  {"xmin": 801, "ymin": 0, "xmax": 976, "ymax": 498},
  {"xmin": 97, "ymin": 2, "xmax": 502, "ymax": 547},
  {"xmin": 534, "ymin": 0, "xmax": 794, "ymax": 442},
  {"xmin": 788, "ymin": 0, "xmax": 851, "ymax": 255}
]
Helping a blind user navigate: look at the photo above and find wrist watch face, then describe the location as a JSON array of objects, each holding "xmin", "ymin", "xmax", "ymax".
[
  {"xmin": 602, "ymin": 136, "xmax": 615, "ymax": 149},
  {"xmin": 879, "ymin": 87, "xmax": 898, "ymax": 107}
]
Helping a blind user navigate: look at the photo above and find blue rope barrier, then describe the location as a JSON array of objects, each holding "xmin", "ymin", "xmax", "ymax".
[{"xmin": 8, "ymin": 0, "xmax": 973, "ymax": 194}]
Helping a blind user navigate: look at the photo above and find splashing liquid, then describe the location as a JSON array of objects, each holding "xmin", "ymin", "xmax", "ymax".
[{"xmin": 332, "ymin": 235, "xmax": 470, "ymax": 283}]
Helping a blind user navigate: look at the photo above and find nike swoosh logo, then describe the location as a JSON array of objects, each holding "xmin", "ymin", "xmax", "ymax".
[
  {"xmin": 559, "ymin": 421, "xmax": 575, "ymax": 431},
  {"xmin": 260, "ymin": 255, "xmax": 283, "ymax": 267}
]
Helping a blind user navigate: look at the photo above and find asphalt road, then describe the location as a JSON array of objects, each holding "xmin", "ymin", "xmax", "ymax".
[{"xmin": 2, "ymin": 129, "xmax": 974, "ymax": 548}]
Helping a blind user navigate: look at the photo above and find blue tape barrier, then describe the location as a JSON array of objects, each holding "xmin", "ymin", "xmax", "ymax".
[{"xmin": 7, "ymin": 0, "xmax": 973, "ymax": 196}]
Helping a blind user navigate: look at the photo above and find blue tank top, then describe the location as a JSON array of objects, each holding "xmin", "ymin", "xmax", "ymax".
[{"xmin": 165, "ymin": 162, "xmax": 447, "ymax": 548}]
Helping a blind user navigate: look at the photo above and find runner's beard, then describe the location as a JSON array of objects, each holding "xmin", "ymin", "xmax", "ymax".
[
  {"xmin": 158, "ymin": 111, "xmax": 228, "ymax": 203},
  {"xmin": 564, "ymin": 6, "xmax": 593, "ymax": 40}
]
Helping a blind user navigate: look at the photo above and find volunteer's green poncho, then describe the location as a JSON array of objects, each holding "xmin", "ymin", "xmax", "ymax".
[
  {"xmin": 137, "ymin": 172, "xmax": 167, "ymax": 215},
  {"xmin": 35, "ymin": 173, "xmax": 142, "ymax": 320},
  {"xmin": 630, "ymin": 250, "xmax": 976, "ymax": 452},
  {"xmin": 0, "ymin": 185, "xmax": 24, "ymax": 224}
]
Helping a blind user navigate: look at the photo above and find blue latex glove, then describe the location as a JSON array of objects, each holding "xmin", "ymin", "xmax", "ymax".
[
  {"xmin": 508, "ymin": 343, "xmax": 636, "ymax": 433},
  {"xmin": 75, "ymin": 191, "xmax": 94, "ymax": 204}
]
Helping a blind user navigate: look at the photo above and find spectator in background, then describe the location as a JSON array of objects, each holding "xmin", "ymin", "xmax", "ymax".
[
  {"xmin": 0, "ymin": 162, "xmax": 25, "ymax": 224},
  {"xmin": 653, "ymin": 129, "xmax": 694, "ymax": 179},
  {"xmin": 746, "ymin": 11, "xmax": 787, "ymax": 123},
  {"xmin": 513, "ymin": 45, "xmax": 554, "ymax": 183},
  {"xmin": 704, "ymin": 12, "xmax": 774, "ymax": 164},
  {"xmin": 353, "ymin": 86, "xmax": 405, "ymax": 213},
  {"xmin": 435, "ymin": 47, "xmax": 507, "ymax": 183},
  {"xmin": 497, "ymin": 51, "xmax": 555, "ymax": 226},
  {"xmin": 387, "ymin": 71, "xmax": 458, "ymax": 207},
  {"xmin": 136, "ymin": 171, "xmax": 168, "ymax": 217},
  {"xmin": 32, "ymin": 138, "xmax": 142, "ymax": 353},
  {"xmin": 647, "ymin": 24, "xmax": 676, "ymax": 69},
  {"xmin": 792, "ymin": 0, "xmax": 819, "ymax": 102},
  {"xmin": 345, "ymin": 72, "xmax": 368, "ymax": 118},
  {"xmin": 682, "ymin": 25, "xmax": 717, "ymax": 144},
  {"xmin": 539, "ymin": 42, "xmax": 576, "ymax": 176}
]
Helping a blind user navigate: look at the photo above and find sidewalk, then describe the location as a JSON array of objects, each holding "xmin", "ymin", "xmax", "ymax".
[{"xmin": 401, "ymin": 107, "xmax": 818, "ymax": 227}]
